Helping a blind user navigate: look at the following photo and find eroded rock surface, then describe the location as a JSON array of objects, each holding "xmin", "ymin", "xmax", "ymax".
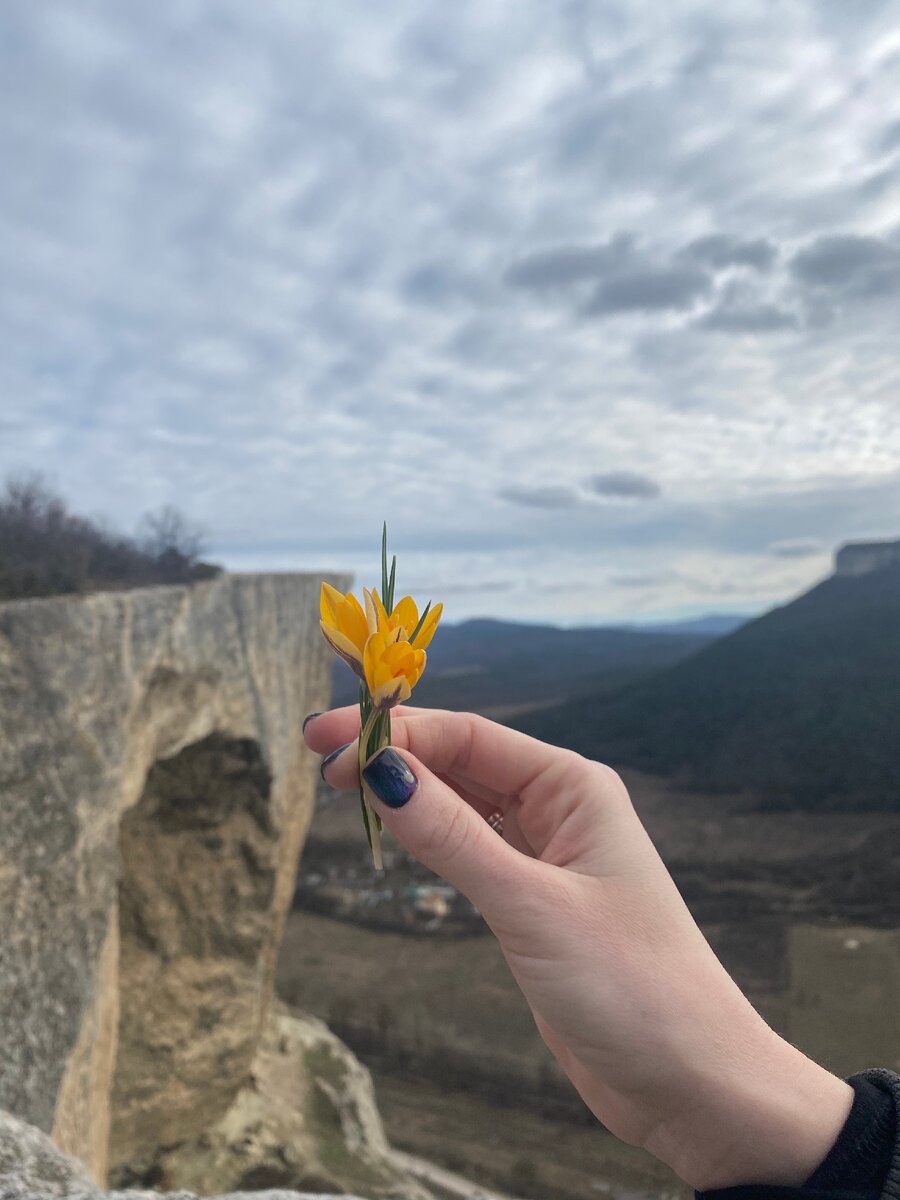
[
  {"xmin": 0, "ymin": 574, "xmax": 344, "ymax": 1182},
  {"xmin": 137, "ymin": 1006, "xmax": 433, "ymax": 1200},
  {"xmin": 0, "ymin": 1110, "xmax": 368, "ymax": 1200},
  {"xmin": 110, "ymin": 733, "xmax": 281, "ymax": 1172}
]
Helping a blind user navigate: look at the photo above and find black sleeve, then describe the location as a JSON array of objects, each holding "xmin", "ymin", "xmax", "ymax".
[{"xmin": 696, "ymin": 1069, "xmax": 900, "ymax": 1200}]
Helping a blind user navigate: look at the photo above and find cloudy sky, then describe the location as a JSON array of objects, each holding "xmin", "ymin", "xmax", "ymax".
[{"xmin": 2, "ymin": 1, "xmax": 900, "ymax": 624}]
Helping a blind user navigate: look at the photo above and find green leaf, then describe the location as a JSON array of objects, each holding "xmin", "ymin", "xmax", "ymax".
[
  {"xmin": 381, "ymin": 522, "xmax": 388, "ymax": 601},
  {"xmin": 387, "ymin": 555, "xmax": 397, "ymax": 611},
  {"xmin": 409, "ymin": 600, "xmax": 432, "ymax": 645}
]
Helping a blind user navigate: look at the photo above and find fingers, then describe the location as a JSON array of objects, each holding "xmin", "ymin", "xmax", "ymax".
[
  {"xmin": 305, "ymin": 705, "xmax": 575, "ymax": 801},
  {"xmin": 360, "ymin": 746, "xmax": 541, "ymax": 919}
]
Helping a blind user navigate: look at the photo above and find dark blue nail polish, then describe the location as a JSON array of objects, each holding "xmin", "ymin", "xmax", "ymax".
[
  {"xmin": 303, "ymin": 712, "xmax": 323, "ymax": 733},
  {"xmin": 320, "ymin": 742, "xmax": 352, "ymax": 782},
  {"xmin": 362, "ymin": 748, "xmax": 418, "ymax": 809}
]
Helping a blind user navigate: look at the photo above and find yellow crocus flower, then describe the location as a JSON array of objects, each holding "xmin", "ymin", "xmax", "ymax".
[
  {"xmin": 318, "ymin": 527, "xmax": 443, "ymax": 870},
  {"xmin": 363, "ymin": 587, "xmax": 443, "ymax": 649},
  {"xmin": 363, "ymin": 628, "xmax": 426, "ymax": 709},
  {"xmin": 320, "ymin": 581, "xmax": 369, "ymax": 676}
]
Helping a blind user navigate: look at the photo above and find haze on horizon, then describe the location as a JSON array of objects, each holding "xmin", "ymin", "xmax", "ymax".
[{"xmin": 2, "ymin": 1, "xmax": 899, "ymax": 624}]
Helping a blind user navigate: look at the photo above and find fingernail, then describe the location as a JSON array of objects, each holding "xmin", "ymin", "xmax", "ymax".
[
  {"xmin": 320, "ymin": 742, "xmax": 352, "ymax": 782},
  {"xmin": 362, "ymin": 748, "xmax": 418, "ymax": 809},
  {"xmin": 303, "ymin": 712, "xmax": 323, "ymax": 733}
]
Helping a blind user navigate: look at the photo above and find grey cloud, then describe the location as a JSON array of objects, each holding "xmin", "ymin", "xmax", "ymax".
[
  {"xmin": 609, "ymin": 571, "xmax": 676, "ymax": 588},
  {"xmin": 699, "ymin": 303, "xmax": 798, "ymax": 333},
  {"xmin": 768, "ymin": 538, "xmax": 825, "ymax": 559},
  {"xmin": 790, "ymin": 234, "xmax": 900, "ymax": 297},
  {"xmin": 584, "ymin": 265, "xmax": 711, "ymax": 315},
  {"xmin": 590, "ymin": 471, "xmax": 661, "ymax": 500},
  {"xmin": 504, "ymin": 235, "xmax": 635, "ymax": 289},
  {"xmin": 423, "ymin": 578, "xmax": 514, "ymax": 596},
  {"xmin": 680, "ymin": 234, "xmax": 777, "ymax": 272},
  {"xmin": 876, "ymin": 118, "xmax": 900, "ymax": 155},
  {"xmin": 498, "ymin": 485, "xmax": 581, "ymax": 509},
  {"xmin": 402, "ymin": 261, "xmax": 484, "ymax": 306}
]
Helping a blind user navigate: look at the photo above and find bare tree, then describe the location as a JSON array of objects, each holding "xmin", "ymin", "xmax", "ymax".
[
  {"xmin": 0, "ymin": 474, "xmax": 220, "ymax": 599},
  {"xmin": 138, "ymin": 504, "xmax": 205, "ymax": 565}
]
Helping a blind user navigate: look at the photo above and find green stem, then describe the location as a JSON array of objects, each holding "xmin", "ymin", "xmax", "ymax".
[{"xmin": 358, "ymin": 706, "xmax": 384, "ymax": 871}]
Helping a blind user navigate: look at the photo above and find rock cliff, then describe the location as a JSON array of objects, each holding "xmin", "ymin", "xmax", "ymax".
[
  {"xmin": 834, "ymin": 537, "xmax": 900, "ymax": 577},
  {"xmin": 0, "ymin": 574, "xmax": 345, "ymax": 1184}
]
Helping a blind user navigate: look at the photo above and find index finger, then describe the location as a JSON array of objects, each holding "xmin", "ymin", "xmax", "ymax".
[{"xmin": 304, "ymin": 705, "xmax": 577, "ymax": 799}]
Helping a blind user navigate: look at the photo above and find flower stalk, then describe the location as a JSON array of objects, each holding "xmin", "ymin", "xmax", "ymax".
[{"xmin": 319, "ymin": 524, "xmax": 442, "ymax": 870}]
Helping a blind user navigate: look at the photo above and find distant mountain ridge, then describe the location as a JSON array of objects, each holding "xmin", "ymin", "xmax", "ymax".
[
  {"xmin": 620, "ymin": 613, "xmax": 750, "ymax": 637},
  {"xmin": 517, "ymin": 551, "xmax": 900, "ymax": 812},
  {"xmin": 331, "ymin": 616, "xmax": 723, "ymax": 717}
]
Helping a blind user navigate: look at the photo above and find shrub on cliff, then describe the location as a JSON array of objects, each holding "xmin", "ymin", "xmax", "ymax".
[{"xmin": 0, "ymin": 474, "xmax": 221, "ymax": 600}]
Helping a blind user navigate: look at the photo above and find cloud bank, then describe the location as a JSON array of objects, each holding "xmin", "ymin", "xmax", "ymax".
[{"xmin": 1, "ymin": 0, "xmax": 899, "ymax": 622}]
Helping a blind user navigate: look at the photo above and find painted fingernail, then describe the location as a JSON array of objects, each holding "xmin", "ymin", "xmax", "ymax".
[
  {"xmin": 320, "ymin": 742, "xmax": 352, "ymax": 782},
  {"xmin": 362, "ymin": 748, "xmax": 418, "ymax": 809},
  {"xmin": 303, "ymin": 712, "xmax": 323, "ymax": 733}
]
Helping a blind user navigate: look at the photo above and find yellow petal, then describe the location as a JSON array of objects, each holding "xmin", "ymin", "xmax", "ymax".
[
  {"xmin": 372, "ymin": 588, "xmax": 392, "ymax": 630},
  {"xmin": 392, "ymin": 596, "xmax": 418, "ymax": 637},
  {"xmin": 412, "ymin": 602, "xmax": 443, "ymax": 650},
  {"xmin": 341, "ymin": 592, "xmax": 369, "ymax": 651},
  {"xmin": 363, "ymin": 629, "xmax": 385, "ymax": 695},
  {"xmin": 320, "ymin": 581, "xmax": 345, "ymax": 625},
  {"xmin": 321, "ymin": 621, "xmax": 365, "ymax": 675},
  {"xmin": 371, "ymin": 676, "xmax": 411, "ymax": 708},
  {"xmin": 363, "ymin": 588, "xmax": 378, "ymax": 636}
]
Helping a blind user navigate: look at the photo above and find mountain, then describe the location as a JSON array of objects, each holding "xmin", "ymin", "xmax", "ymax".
[
  {"xmin": 624, "ymin": 613, "xmax": 751, "ymax": 637},
  {"xmin": 517, "ymin": 550, "xmax": 900, "ymax": 812},
  {"xmin": 331, "ymin": 617, "xmax": 719, "ymax": 717}
]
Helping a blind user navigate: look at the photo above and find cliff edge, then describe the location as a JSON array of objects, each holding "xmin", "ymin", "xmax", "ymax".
[{"xmin": 0, "ymin": 573, "xmax": 345, "ymax": 1183}]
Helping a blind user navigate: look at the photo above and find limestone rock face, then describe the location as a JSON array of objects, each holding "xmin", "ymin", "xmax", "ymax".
[
  {"xmin": 143, "ymin": 1006, "xmax": 433, "ymax": 1200},
  {"xmin": 0, "ymin": 574, "xmax": 345, "ymax": 1183},
  {"xmin": 0, "ymin": 1110, "xmax": 368, "ymax": 1200}
]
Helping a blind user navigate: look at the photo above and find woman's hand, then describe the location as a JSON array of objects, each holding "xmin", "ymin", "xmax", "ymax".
[{"xmin": 304, "ymin": 706, "xmax": 852, "ymax": 1191}]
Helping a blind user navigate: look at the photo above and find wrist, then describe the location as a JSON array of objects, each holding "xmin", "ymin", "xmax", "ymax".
[{"xmin": 646, "ymin": 1017, "xmax": 854, "ymax": 1191}]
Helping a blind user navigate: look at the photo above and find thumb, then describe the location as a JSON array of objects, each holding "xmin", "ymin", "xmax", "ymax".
[{"xmin": 361, "ymin": 746, "xmax": 532, "ymax": 919}]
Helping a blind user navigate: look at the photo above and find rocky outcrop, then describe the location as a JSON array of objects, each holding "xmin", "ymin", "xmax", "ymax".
[
  {"xmin": 0, "ymin": 574, "xmax": 345, "ymax": 1184},
  {"xmin": 0, "ymin": 1109, "xmax": 367, "ymax": 1200},
  {"xmin": 834, "ymin": 537, "xmax": 900, "ymax": 577},
  {"xmin": 138, "ymin": 1006, "xmax": 432, "ymax": 1199}
]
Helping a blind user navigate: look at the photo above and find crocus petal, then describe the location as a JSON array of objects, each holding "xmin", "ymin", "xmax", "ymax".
[
  {"xmin": 372, "ymin": 676, "xmax": 411, "ymax": 709},
  {"xmin": 392, "ymin": 596, "xmax": 418, "ymax": 638},
  {"xmin": 363, "ymin": 629, "xmax": 385, "ymax": 695},
  {"xmin": 412, "ymin": 603, "xmax": 443, "ymax": 650},
  {"xmin": 363, "ymin": 588, "xmax": 378, "ymax": 636},
  {"xmin": 341, "ymin": 592, "xmax": 369, "ymax": 650},
  {"xmin": 372, "ymin": 588, "xmax": 392, "ymax": 630},
  {"xmin": 321, "ymin": 622, "xmax": 365, "ymax": 675},
  {"xmin": 320, "ymin": 581, "xmax": 345, "ymax": 625}
]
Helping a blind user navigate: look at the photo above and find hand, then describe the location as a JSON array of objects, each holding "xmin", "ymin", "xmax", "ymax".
[{"xmin": 304, "ymin": 707, "xmax": 853, "ymax": 1191}]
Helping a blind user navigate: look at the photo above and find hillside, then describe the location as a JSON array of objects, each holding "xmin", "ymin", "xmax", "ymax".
[
  {"xmin": 517, "ymin": 561, "xmax": 900, "ymax": 812},
  {"xmin": 331, "ymin": 618, "xmax": 718, "ymax": 717}
]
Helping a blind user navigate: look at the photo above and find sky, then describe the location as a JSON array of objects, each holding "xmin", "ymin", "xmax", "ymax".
[{"xmin": 2, "ymin": 1, "xmax": 900, "ymax": 624}]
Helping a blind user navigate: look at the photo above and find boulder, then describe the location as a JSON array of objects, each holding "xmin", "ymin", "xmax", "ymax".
[
  {"xmin": 136, "ymin": 1005, "xmax": 433, "ymax": 1199},
  {"xmin": 0, "ymin": 1109, "xmax": 367, "ymax": 1200}
]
